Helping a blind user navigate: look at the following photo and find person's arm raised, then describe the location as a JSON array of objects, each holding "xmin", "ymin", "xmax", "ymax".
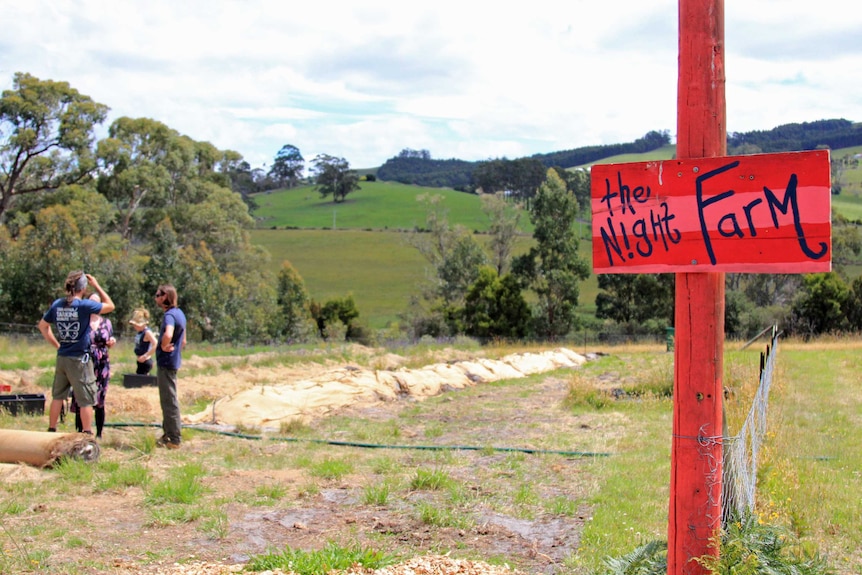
[{"xmin": 86, "ymin": 274, "xmax": 115, "ymax": 314}]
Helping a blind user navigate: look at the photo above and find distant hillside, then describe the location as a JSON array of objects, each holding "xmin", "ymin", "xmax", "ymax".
[
  {"xmin": 253, "ymin": 145, "xmax": 862, "ymax": 233},
  {"xmin": 574, "ymin": 144, "xmax": 677, "ymax": 168},
  {"xmin": 728, "ymin": 118, "xmax": 862, "ymax": 153},
  {"xmin": 376, "ymin": 131, "xmax": 671, "ymax": 189},
  {"xmin": 530, "ymin": 130, "xmax": 671, "ymax": 168},
  {"xmin": 375, "ymin": 119, "xmax": 862, "ymax": 189},
  {"xmin": 376, "ymin": 149, "xmax": 476, "ymax": 190}
]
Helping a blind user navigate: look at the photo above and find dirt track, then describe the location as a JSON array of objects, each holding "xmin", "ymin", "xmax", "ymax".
[{"xmin": 1, "ymin": 347, "xmax": 609, "ymax": 575}]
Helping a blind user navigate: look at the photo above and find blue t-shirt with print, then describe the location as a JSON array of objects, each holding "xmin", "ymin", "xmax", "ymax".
[{"xmin": 42, "ymin": 298, "xmax": 104, "ymax": 357}]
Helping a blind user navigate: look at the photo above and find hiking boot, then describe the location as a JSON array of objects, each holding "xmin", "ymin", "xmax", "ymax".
[{"xmin": 156, "ymin": 436, "xmax": 181, "ymax": 450}]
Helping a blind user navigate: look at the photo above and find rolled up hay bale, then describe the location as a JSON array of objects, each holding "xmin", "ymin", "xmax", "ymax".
[{"xmin": 0, "ymin": 429, "xmax": 100, "ymax": 467}]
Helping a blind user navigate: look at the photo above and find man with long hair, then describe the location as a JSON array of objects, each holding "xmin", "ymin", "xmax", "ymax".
[{"xmin": 153, "ymin": 284, "xmax": 187, "ymax": 449}]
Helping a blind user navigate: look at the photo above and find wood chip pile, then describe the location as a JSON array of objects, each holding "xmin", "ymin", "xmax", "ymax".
[{"xmin": 143, "ymin": 555, "xmax": 526, "ymax": 575}]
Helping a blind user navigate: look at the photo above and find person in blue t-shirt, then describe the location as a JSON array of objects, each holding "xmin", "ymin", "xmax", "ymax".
[
  {"xmin": 154, "ymin": 284, "xmax": 187, "ymax": 449},
  {"xmin": 38, "ymin": 271, "xmax": 115, "ymax": 435}
]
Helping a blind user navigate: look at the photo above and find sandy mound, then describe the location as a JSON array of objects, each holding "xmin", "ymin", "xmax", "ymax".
[{"xmin": 186, "ymin": 348, "xmax": 588, "ymax": 429}]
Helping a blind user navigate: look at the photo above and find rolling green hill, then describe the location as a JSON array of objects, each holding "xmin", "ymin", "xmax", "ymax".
[
  {"xmin": 832, "ymin": 194, "xmax": 862, "ymax": 222},
  {"xmin": 252, "ymin": 181, "xmax": 495, "ymax": 232},
  {"xmin": 249, "ymin": 145, "xmax": 861, "ymax": 330}
]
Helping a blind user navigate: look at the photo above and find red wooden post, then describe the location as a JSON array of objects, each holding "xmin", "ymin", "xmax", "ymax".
[
  {"xmin": 590, "ymin": 2, "xmax": 829, "ymax": 570},
  {"xmin": 669, "ymin": 1, "xmax": 725, "ymax": 574},
  {"xmin": 589, "ymin": 2, "xmax": 829, "ymax": 571}
]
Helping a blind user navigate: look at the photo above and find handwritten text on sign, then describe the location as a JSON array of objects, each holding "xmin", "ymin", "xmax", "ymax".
[{"xmin": 590, "ymin": 150, "xmax": 832, "ymax": 274}]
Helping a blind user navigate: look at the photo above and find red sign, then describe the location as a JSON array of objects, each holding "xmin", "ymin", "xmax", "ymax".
[{"xmin": 590, "ymin": 150, "xmax": 832, "ymax": 273}]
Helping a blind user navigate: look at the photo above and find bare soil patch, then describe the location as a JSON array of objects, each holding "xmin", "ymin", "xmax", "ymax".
[{"xmin": 0, "ymin": 347, "xmax": 616, "ymax": 575}]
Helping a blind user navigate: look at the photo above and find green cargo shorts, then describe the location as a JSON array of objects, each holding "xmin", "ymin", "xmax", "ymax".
[{"xmin": 52, "ymin": 355, "xmax": 97, "ymax": 407}]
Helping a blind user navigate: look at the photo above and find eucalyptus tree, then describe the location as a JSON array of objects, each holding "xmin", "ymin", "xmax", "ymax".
[
  {"xmin": 472, "ymin": 157, "xmax": 545, "ymax": 198},
  {"xmin": 551, "ymin": 166, "xmax": 591, "ymax": 216},
  {"xmin": 481, "ymin": 193, "xmax": 521, "ymax": 275},
  {"xmin": 407, "ymin": 193, "xmax": 488, "ymax": 336},
  {"xmin": 513, "ymin": 169, "xmax": 590, "ymax": 339},
  {"xmin": 96, "ymin": 117, "xmax": 184, "ymax": 240},
  {"xmin": 0, "ymin": 205, "xmax": 85, "ymax": 323},
  {"xmin": 226, "ymin": 160, "xmax": 261, "ymax": 199},
  {"xmin": 846, "ymin": 275, "xmax": 862, "ymax": 331},
  {"xmin": 0, "ymin": 72, "xmax": 108, "ymax": 221},
  {"xmin": 0, "ymin": 199, "xmax": 142, "ymax": 326},
  {"xmin": 170, "ymin": 180, "xmax": 254, "ymax": 259},
  {"xmin": 789, "ymin": 272, "xmax": 851, "ymax": 336},
  {"xmin": 276, "ymin": 260, "xmax": 311, "ymax": 341},
  {"xmin": 463, "ymin": 266, "xmax": 531, "ymax": 340},
  {"xmin": 311, "ymin": 154, "xmax": 360, "ymax": 202},
  {"xmin": 595, "ymin": 274, "xmax": 674, "ymax": 328},
  {"xmin": 268, "ymin": 144, "xmax": 305, "ymax": 188}
]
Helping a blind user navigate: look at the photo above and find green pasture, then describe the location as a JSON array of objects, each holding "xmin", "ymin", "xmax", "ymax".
[
  {"xmin": 576, "ymin": 339, "xmax": 862, "ymax": 574},
  {"xmin": 251, "ymin": 181, "xmax": 497, "ymax": 232},
  {"xmin": 252, "ymin": 146, "xmax": 862, "ymax": 233},
  {"xmin": 251, "ymin": 229, "xmax": 599, "ymax": 329},
  {"xmin": 253, "ymin": 229, "xmax": 428, "ymax": 329},
  {"xmin": 832, "ymin": 144, "xmax": 862, "ymax": 157},
  {"xmin": 833, "ymin": 145, "xmax": 862, "ymax": 196},
  {"xmin": 833, "ymin": 192, "xmax": 862, "ymax": 222},
  {"xmin": 758, "ymin": 341, "xmax": 862, "ymax": 572},
  {"xmin": 247, "ymin": 144, "xmax": 862, "ymax": 331}
]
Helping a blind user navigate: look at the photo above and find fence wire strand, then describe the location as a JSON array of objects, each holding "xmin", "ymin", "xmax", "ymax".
[{"xmin": 722, "ymin": 326, "xmax": 779, "ymax": 524}]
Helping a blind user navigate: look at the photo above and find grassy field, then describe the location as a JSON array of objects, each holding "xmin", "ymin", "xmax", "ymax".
[
  {"xmin": 252, "ymin": 181, "xmax": 499, "ymax": 232},
  {"xmin": 251, "ymin": 229, "xmax": 600, "ymax": 328},
  {"xmin": 755, "ymin": 339, "xmax": 862, "ymax": 573},
  {"xmin": 0, "ymin": 337, "xmax": 858, "ymax": 574},
  {"xmin": 248, "ymin": 145, "xmax": 862, "ymax": 330},
  {"xmin": 252, "ymin": 229, "xmax": 431, "ymax": 328},
  {"xmin": 832, "ymin": 192, "xmax": 862, "ymax": 222},
  {"xmin": 833, "ymin": 145, "xmax": 862, "ymax": 196}
]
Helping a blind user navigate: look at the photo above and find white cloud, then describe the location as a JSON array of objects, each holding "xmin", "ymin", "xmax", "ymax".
[{"xmin": 3, "ymin": 0, "xmax": 862, "ymax": 169}]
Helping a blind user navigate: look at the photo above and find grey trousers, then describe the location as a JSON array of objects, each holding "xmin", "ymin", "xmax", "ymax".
[{"xmin": 157, "ymin": 367, "xmax": 182, "ymax": 442}]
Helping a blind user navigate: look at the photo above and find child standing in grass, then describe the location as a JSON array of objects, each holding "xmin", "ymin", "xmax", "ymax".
[{"xmin": 129, "ymin": 309, "xmax": 158, "ymax": 375}]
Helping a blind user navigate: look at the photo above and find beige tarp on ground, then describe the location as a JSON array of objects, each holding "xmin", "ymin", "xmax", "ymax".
[{"xmin": 186, "ymin": 348, "xmax": 588, "ymax": 429}]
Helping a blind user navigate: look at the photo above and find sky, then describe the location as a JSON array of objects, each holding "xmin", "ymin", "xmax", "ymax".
[{"xmin": 3, "ymin": 1, "xmax": 862, "ymax": 171}]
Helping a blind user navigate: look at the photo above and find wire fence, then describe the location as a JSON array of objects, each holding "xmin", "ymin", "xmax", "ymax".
[
  {"xmin": 0, "ymin": 322, "xmax": 43, "ymax": 339},
  {"xmin": 2, "ymin": 322, "xmax": 675, "ymax": 346},
  {"xmin": 2, "ymin": 321, "xmax": 764, "ymax": 354},
  {"xmin": 721, "ymin": 325, "xmax": 780, "ymax": 524}
]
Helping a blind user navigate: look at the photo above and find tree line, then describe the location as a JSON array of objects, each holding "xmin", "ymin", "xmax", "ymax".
[
  {"xmin": 375, "ymin": 131, "xmax": 671, "ymax": 191},
  {"xmin": 728, "ymin": 118, "xmax": 862, "ymax": 155},
  {"xmin": 3, "ymin": 71, "xmax": 861, "ymax": 346},
  {"xmin": 0, "ymin": 73, "xmax": 358, "ymax": 344},
  {"xmin": 0, "ymin": 72, "xmax": 594, "ymax": 345},
  {"xmin": 375, "ymin": 149, "xmax": 476, "ymax": 190},
  {"xmin": 375, "ymin": 120, "xmax": 862, "ymax": 196}
]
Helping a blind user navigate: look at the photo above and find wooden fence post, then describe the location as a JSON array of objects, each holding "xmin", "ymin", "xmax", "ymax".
[{"xmin": 668, "ymin": 1, "xmax": 726, "ymax": 574}]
